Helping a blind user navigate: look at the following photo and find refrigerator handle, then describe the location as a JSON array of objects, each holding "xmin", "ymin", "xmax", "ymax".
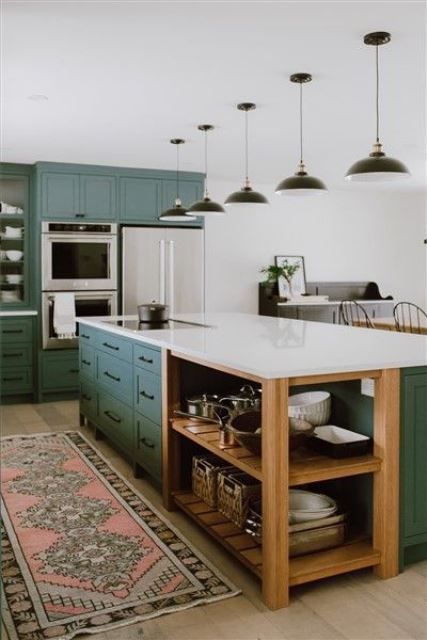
[
  {"xmin": 168, "ymin": 240, "xmax": 175, "ymax": 316},
  {"xmin": 159, "ymin": 239, "xmax": 166, "ymax": 304}
]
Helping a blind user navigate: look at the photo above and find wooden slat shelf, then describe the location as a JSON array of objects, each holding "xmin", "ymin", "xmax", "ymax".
[
  {"xmin": 171, "ymin": 418, "xmax": 381, "ymax": 485},
  {"xmin": 173, "ymin": 490, "xmax": 262, "ymax": 577},
  {"xmin": 289, "ymin": 449, "xmax": 382, "ymax": 486},
  {"xmin": 171, "ymin": 418, "xmax": 263, "ymax": 481},
  {"xmin": 174, "ymin": 490, "xmax": 380, "ymax": 587}
]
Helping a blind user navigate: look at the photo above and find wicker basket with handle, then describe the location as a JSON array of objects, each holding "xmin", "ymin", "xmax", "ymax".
[
  {"xmin": 217, "ymin": 468, "xmax": 261, "ymax": 528},
  {"xmin": 192, "ymin": 455, "xmax": 234, "ymax": 508}
]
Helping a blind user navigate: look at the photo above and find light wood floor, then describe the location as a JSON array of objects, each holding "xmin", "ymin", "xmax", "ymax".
[{"xmin": 1, "ymin": 401, "xmax": 426, "ymax": 640}]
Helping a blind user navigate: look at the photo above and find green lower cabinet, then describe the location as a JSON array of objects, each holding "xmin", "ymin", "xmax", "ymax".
[
  {"xmin": 79, "ymin": 378, "xmax": 97, "ymax": 420},
  {"xmin": 134, "ymin": 410, "xmax": 161, "ymax": 482},
  {"xmin": 41, "ymin": 350, "xmax": 80, "ymax": 392},
  {"xmin": 96, "ymin": 351, "xmax": 133, "ymax": 404},
  {"xmin": 0, "ymin": 316, "xmax": 35, "ymax": 399},
  {"xmin": 400, "ymin": 367, "xmax": 427, "ymax": 566},
  {"xmin": 1, "ymin": 367, "xmax": 33, "ymax": 394},
  {"xmin": 97, "ymin": 390, "xmax": 134, "ymax": 453},
  {"xmin": 134, "ymin": 367, "xmax": 161, "ymax": 424}
]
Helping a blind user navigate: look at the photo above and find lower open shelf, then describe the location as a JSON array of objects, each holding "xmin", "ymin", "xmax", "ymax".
[{"xmin": 174, "ymin": 490, "xmax": 381, "ymax": 587}]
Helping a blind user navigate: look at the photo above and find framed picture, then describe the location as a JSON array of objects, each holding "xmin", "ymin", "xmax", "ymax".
[{"xmin": 275, "ymin": 255, "xmax": 306, "ymax": 299}]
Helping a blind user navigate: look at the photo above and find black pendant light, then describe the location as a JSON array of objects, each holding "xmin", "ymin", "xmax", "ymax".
[
  {"xmin": 187, "ymin": 125, "xmax": 225, "ymax": 216},
  {"xmin": 159, "ymin": 139, "xmax": 196, "ymax": 221},
  {"xmin": 346, "ymin": 32, "xmax": 410, "ymax": 181},
  {"xmin": 276, "ymin": 73, "xmax": 327, "ymax": 196},
  {"xmin": 225, "ymin": 103, "xmax": 269, "ymax": 207}
]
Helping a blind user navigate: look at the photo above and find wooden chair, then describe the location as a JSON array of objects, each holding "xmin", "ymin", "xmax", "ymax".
[
  {"xmin": 339, "ymin": 300, "xmax": 375, "ymax": 329},
  {"xmin": 393, "ymin": 302, "xmax": 427, "ymax": 334}
]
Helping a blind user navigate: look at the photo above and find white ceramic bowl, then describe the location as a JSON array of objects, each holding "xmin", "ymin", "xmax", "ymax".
[
  {"xmin": 288, "ymin": 391, "xmax": 331, "ymax": 426},
  {"xmin": 289, "ymin": 489, "xmax": 337, "ymax": 523},
  {"xmin": 5, "ymin": 250, "xmax": 23, "ymax": 262},
  {"xmin": 5, "ymin": 274, "xmax": 23, "ymax": 284}
]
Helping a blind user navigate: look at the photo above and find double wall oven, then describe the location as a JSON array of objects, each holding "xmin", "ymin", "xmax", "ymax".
[{"xmin": 41, "ymin": 222, "xmax": 118, "ymax": 349}]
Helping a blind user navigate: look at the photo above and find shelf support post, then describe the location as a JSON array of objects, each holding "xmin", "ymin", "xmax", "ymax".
[
  {"xmin": 261, "ymin": 377, "xmax": 289, "ymax": 608},
  {"xmin": 373, "ymin": 368, "xmax": 400, "ymax": 578},
  {"xmin": 162, "ymin": 349, "xmax": 182, "ymax": 510}
]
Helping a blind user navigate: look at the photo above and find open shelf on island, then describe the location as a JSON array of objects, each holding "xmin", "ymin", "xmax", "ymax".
[
  {"xmin": 171, "ymin": 418, "xmax": 381, "ymax": 485},
  {"xmin": 173, "ymin": 490, "xmax": 380, "ymax": 586}
]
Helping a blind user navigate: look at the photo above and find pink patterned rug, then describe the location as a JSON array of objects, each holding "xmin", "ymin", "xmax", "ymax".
[{"xmin": 1, "ymin": 432, "xmax": 239, "ymax": 640}]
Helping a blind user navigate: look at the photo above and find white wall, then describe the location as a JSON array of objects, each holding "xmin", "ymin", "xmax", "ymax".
[{"xmin": 204, "ymin": 181, "xmax": 427, "ymax": 313}]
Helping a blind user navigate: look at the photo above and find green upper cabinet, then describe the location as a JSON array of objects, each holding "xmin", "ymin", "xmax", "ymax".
[
  {"xmin": 119, "ymin": 177, "xmax": 161, "ymax": 222},
  {"xmin": 41, "ymin": 172, "xmax": 116, "ymax": 220},
  {"xmin": 41, "ymin": 172, "xmax": 80, "ymax": 218},
  {"xmin": 80, "ymin": 174, "xmax": 116, "ymax": 219}
]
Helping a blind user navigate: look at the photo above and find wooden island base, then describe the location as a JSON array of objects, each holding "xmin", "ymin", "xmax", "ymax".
[{"xmin": 162, "ymin": 350, "xmax": 400, "ymax": 610}]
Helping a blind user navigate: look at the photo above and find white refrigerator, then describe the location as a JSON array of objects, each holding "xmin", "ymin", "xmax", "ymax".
[{"xmin": 121, "ymin": 227, "xmax": 205, "ymax": 316}]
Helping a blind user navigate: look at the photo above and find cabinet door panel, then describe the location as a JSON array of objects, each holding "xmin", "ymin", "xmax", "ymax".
[
  {"xmin": 41, "ymin": 351, "xmax": 80, "ymax": 391},
  {"xmin": 134, "ymin": 411, "xmax": 161, "ymax": 480},
  {"xmin": 135, "ymin": 369, "xmax": 161, "ymax": 424},
  {"xmin": 1, "ymin": 367, "xmax": 33, "ymax": 394},
  {"xmin": 120, "ymin": 177, "xmax": 160, "ymax": 222},
  {"xmin": 0, "ymin": 318, "xmax": 33, "ymax": 342},
  {"xmin": 80, "ymin": 175, "xmax": 116, "ymax": 219},
  {"xmin": 98, "ymin": 391, "xmax": 133, "ymax": 451},
  {"xmin": 41, "ymin": 173, "xmax": 79, "ymax": 218},
  {"xmin": 96, "ymin": 351, "xmax": 133, "ymax": 404},
  {"xmin": 80, "ymin": 379, "xmax": 97, "ymax": 419},
  {"xmin": 1, "ymin": 344, "xmax": 32, "ymax": 367},
  {"xmin": 401, "ymin": 370, "xmax": 427, "ymax": 539}
]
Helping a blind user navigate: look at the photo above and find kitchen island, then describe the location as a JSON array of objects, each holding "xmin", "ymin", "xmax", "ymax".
[{"xmin": 78, "ymin": 312, "xmax": 427, "ymax": 610}]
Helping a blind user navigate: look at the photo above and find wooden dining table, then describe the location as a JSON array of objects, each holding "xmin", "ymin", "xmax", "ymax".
[{"xmin": 354, "ymin": 317, "xmax": 427, "ymax": 335}]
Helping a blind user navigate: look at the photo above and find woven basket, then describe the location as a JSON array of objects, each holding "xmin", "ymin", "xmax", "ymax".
[
  {"xmin": 217, "ymin": 469, "xmax": 261, "ymax": 528},
  {"xmin": 192, "ymin": 456, "xmax": 233, "ymax": 508}
]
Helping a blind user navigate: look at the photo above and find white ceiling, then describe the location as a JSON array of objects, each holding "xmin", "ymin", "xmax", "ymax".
[{"xmin": 2, "ymin": 1, "xmax": 426, "ymax": 191}]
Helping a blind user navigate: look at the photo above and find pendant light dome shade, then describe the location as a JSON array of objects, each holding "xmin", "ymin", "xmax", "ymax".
[
  {"xmin": 225, "ymin": 103, "xmax": 269, "ymax": 208},
  {"xmin": 345, "ymin": 143, "xmax": 410, "ymax": 181},
  {"xmin": 345, "ymin": 32, "xmax": 410, "ymax": 182},
  {"xmin": 187, "ymin": 125, "xmax": 225, "ymax": 216},
  {"xmin": 159, "ymin": 139, "xmax": 196, "ymax": 221},
  {"xmin": 275, "ymin": 74, "xmax": 327, "ymax": 197}
]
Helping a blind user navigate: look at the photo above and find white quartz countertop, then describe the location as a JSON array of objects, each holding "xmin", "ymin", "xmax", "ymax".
[
  {"xmin": 0, "ymin": 310, "xmax": 38, "ymax": 317},
  {"xmin": 78, "ymin": 312, "xmax": 427, "ymax": 379}
]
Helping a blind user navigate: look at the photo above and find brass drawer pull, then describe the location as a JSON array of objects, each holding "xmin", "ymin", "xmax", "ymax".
[
  {"xmin": 75, "ymin": 213, "xmax": 85, "ymax": 218},
  {"xmin": 102, "ymin": 342, "xmax": 119, "ymax": 351},
  {"xmin": 3, "ymin": 376, "xmax": 23, "ymax": 382},
  {"xmin": 81, "ymin": 333, "xmax": 90, "ymax": 339},
  {"xmin": 140, "ymin": 437, "xmax": 155, "ymax": 449},
  {"xmin": 104, "ymin": 370, "xmax": 120, "ymax": 382},
  {"xmin": 3, "ymin": 352, "xmax": 23, "ymax": 358},
  {"xmin": 104, "ymin": 410, "xmax": 121, "ymax": 423},
  {"xmin": 70, "ymin": 369, "xmax": 79, "ymax": 374},
  {"xmin": 81, "ymin": 359, "xmax": 91, "ymax": 366},
  {"xmin": 140, "ymin": 390, "xmax": 154, "ymax": 400},
  {"xmin": 2, "ymin": 329, "xmax": 23, "ymax": 334},
  {"xmin": 138, "ymin": 355, "xmax": 153, "ymax": 364}
]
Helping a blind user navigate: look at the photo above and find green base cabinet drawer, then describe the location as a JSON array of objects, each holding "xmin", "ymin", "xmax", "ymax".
[
  {"xmin": 98, "ymin": 391, "xmax": 133, "ymax": 451},
  {"xmin": 135, "ymin": 368, "xmax": 161, "ymax": 424},
  {"xmin": 80, "ymin": 379, "xmax": 97, "ymax": 419},
  {"xmin": 1, "ymin": 344, "xmax": 33, "ymax": 367},
  {"xmin": 1, "ymin": 368, "xmax": 33, "ymax": 394},
  {"xmin": 79, "ymin": 325, "xmax": 98, "ymax": 345},
  {"xmin": 97, "ymin": 331, "xmax": 133, "ymax": 363},
  {"xmin": 133, "ymin": 343, "xmax": 161, "ymax": 375},
  {"xmin": 42, "ymin": 351, "xmax": 80, "ymax": 391},
  {"xmin": 134, "ymin": 411, "xmax": 161, "ymax": 480},
  {"xmin": 96, "ymin": 351, "xmax": 133, "ymax": 404},
  {"xmin": 1, "ymin": 318, "xmax": 33, "ymax": 343},
  {"xmin": 80, "ymin": 345, "xmax": 95, "ymax": 380}
]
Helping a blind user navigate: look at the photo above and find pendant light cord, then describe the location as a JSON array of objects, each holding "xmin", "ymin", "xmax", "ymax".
[
  {"xmin": 245, "ymin": 110, "xmax": 249, "ymax": 183},
  {"xmin": 299, "ymin": 82, "xmax": 304, "ymax": 164},
  {"xmin": 176, "ymin": 143, "xmax": 180, "ymax": 200},
  {"xmin": 375, "ymin": 44, "xmax": 380, "ymax": 143},
  {"xmin": 204, "ymin": 130, "xmax": 209, "ymax": 196}
]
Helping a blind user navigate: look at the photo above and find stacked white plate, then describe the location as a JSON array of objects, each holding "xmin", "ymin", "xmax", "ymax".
[{"xmin": 289, "ymin": 489, "xmax": 337, "ymax": 524}]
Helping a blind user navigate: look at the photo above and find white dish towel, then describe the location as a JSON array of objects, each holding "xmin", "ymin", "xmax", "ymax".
[{"xmin": 53, "ymin": 293, "xmax": 76, "ymax": 339}]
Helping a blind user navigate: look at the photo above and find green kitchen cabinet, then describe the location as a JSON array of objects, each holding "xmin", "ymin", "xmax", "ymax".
[
  {"xmin": 119, "ymin": 177, "xmax": 161, "ymax": 222},
  {"xmin": 80, "ymin": 174, "xmax": 116, "ymax": 219},
  {"xmin": 400, "ymin": 367, "xmax": 427, "ymax": 566},
  {"xmin": 41, "ymin": 172, "xmax": 80, "ymax": 218},
  {"xmin": 0, "ymin": 316, "xmax": 36, "ymax": 401},
  {"xmin": 40, "ymin": 349, "xmax": 80, "ymax": 394},
  {"xmin": 78, "ymin": 323, "xmax": 162, "ymax": 483}
]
